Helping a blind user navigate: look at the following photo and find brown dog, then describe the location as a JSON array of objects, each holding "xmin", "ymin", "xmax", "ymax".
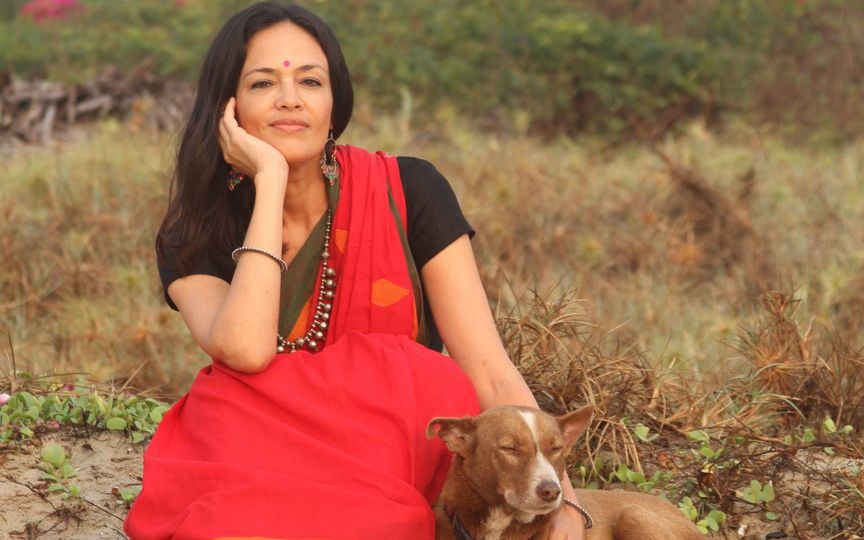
[{"xmin": 427, "ymin": 405, "xmax": 702, "ymax": 540}]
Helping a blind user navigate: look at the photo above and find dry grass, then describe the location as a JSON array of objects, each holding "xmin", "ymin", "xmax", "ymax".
[
  {"xmin": 0, "ymin": 123, "xmax": 202, "ymax": 397},
  {"xmin": 496, "ymin": 286, "xmax": 864, "ymax": 536},
  {"xmin": 2, "ymin": 117, "xmax": 864, "ymax": 536}
]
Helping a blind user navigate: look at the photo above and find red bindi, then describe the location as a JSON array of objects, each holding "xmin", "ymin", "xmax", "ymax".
[{"xmin": 283, "ymin": 60, "xmax": 291, "ymax": 67}]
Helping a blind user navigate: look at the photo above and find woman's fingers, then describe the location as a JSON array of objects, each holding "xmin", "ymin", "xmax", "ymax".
[
  {"xmin": 222, "ymin": 97, "xmax": 236, "ymax": 131},
  {"xmin": 218, "ymin": 96, "xmax": 287, "ymax": 180},
  {"xmin": 218, "ymin": 112, "xmax": 228, "ymax": 143},
  {"xmin": 221, "ymin": 98, "xmax": 253, "ymax": 150},
  {"xmin": 219, "ymin": 98, "xmax": 245, "ymax": 169},
  {"xmin": 218, "ymin": 115, "xmax": 232, "ymax": 163},
  {"xmin": 223, "ymin": 97, "xmax": 248, "ymax": 138},
  {"xmin": 545, "ymin": 509, "xmax": 584, "ymax": 540},
  {"xmin": 221, "ymin": 99, "xmax": 236, "ymax": 141}
]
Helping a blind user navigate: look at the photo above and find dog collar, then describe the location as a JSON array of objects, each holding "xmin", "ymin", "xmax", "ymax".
[{"xmin": 444, "ymin": 505, "xmax": 477, "ymax": 540}]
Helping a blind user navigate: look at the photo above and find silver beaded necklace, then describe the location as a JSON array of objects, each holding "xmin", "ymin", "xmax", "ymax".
[{"xmin": 276, "ymin": 209, "xmax": 336, "ymax": 353}]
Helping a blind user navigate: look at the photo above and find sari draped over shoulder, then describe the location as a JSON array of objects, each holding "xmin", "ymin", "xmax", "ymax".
[{"xmin": 124, "ymin": 147, "xmax": 480, "ymax": 540}]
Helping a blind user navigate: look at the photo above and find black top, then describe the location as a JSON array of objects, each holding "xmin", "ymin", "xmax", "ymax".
[{"xmin": 157, "ymin": 156, "xmax": 474, "ymax": 352}]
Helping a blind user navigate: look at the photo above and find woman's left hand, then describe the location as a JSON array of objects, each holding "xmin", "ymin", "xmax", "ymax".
[{"xmin": 545, "ymin": 505, "xmax": 586, "ymax": 540}]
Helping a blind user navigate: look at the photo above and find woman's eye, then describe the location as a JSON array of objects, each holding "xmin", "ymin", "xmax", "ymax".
[
  {"xmin": 302, "ymin": 78, "xmax": 322, "ymax": 87},
  {"xmin": 251, "ymin": 80, "xmax": 272, "ymax": 89}
]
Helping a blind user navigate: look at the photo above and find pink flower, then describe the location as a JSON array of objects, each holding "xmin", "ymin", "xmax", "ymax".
[
  {"xmin": 20, "ymin": 0, "xmax": 85, "ymax": 24},
  {"xmin": 0, "ymin": 393, "xmax": 10, "ymax": 406}
]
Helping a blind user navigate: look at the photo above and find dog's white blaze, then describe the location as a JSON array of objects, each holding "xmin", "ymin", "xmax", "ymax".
[
  {"xmin": 480, "ymin": 506, "xmax": 512, "ymax": 540},
  {"xmin": 518, "ymin": 410, "xmax": 561, "ymax": 502},
  {"xmin": 518, "ymin": 410, "xmax": 539, "ymax": 442}
]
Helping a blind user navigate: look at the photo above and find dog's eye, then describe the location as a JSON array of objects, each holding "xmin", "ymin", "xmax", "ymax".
[
  {"xmin": 549, "ymin": 445, "xmax": 564, "ymax": 454},
  {"xmin": 498, "ymin": 446, "xmax": 520, "ymax": 455}
]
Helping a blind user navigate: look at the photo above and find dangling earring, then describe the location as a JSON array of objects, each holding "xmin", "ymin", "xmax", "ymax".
[
  {"xmin": 320, "ymin": 129, "xmax": 339, "ymax": 186},
  {"xmin": 227, "ymin": 167, "xmax": 248, "ymax": 191}
]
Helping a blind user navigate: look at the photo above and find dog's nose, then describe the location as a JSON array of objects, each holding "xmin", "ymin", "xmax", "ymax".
[{"xmin": 536, "ymin": 481, "xmax": 561, "ymax": 503}]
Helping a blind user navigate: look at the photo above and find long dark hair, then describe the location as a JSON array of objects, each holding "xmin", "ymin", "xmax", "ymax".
[{"xmin": 156, "ymin": 1, "xmax": 353, "ymax": 279}]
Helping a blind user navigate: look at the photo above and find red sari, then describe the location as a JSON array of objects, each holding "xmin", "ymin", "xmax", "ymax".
[{"xmin": 124, "ymin": 147, "xmax": 480, "ymax": 540}]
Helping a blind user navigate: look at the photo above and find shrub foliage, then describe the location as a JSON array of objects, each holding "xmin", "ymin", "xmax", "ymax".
[{"xmin": 2, "ymin": 0, "xmax": 861, "ymax": 136}]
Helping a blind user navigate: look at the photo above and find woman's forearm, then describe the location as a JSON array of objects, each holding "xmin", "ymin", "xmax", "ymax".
[
  {"xmin": 471, "ymin": 354, "xmax": 585, "ymax": 507},
  {"xmin": 473, "ymin": 357, "xmax": 539, "ymax": 410},
  {"xmin": 205, "ymin": 171, "xmax": 286, "ymax": 371}
]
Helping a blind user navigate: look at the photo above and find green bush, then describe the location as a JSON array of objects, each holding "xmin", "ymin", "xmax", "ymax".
[
  {"xmin": 1, "ymin": 0, "xmax": 860, "ymax": 136},
  {"xmin": 0, "ymin": 0, "xmax": 28, "ymax": 22},
  {"xmin": 575, "ymin": 0, "xmax": 864, "ymax": 138},
  {"xmin": 0, "ymin": 0, "xmax": 725, "ymax": 134},
  {"xmin": 0, "ymin": 0, "xmax": 237, "ymax": 82},
  {"xmin": 317, "ymin": 0, "xmax": 724, "ymax": 134}
]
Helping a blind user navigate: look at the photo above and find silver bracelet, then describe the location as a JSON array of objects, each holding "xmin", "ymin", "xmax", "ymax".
[
  {"xmin": 231, "ymin": 246, "xmax": 288, "ymax": 273},
  {"xmin": 562, "ymin": 497, "xmax": 593, "ymax": 529}
]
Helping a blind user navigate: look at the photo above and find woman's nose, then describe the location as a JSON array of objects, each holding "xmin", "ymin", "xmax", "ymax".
[{"xmin": 275, "ymin": 84, "xmax": 302, "ymax": 109}]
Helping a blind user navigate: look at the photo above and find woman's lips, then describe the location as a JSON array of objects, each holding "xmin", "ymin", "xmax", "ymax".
[{"xmin": 271, "ymin": 122, "xmax": 308, "ymax": 133}]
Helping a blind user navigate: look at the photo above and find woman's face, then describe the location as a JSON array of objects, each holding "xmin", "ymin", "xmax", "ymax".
[{"xmin": 235, "ymin": 22, "xmax": 333, "ymax": 167}]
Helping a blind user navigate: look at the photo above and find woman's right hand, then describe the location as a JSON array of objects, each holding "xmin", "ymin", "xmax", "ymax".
[{"xmin": 218, "ymin": 96, "xmax": 289, "ymax": 184}]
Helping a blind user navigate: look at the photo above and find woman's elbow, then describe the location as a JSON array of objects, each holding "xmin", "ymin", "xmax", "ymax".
[
  {"xmin": 223, "ymin": 352, "xmax": 273, "ymax": 373},
  {"xmin": 205, "ymin": 335, "xmax": 275, "ymax": 373}
]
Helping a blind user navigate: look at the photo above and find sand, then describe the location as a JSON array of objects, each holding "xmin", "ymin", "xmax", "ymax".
[{"xmin": 1, "ymin": 427, "xmax": 142, "ymax": 539}]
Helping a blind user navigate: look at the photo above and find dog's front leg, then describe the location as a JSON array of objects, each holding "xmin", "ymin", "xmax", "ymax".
[{"xmin": 433, "ymin": 506, "xmax": 457, "ymax": 540}]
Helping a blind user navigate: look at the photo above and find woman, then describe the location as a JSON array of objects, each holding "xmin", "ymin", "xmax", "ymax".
[{"xmin": 125, "ymin": 2, "xmax": 587, "ymax": 539}]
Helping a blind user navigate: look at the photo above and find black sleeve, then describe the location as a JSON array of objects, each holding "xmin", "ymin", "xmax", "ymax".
[
  {"xmin": 398, "ymin": 156, "xmax": 474, "ymax": 269},
  {"xmin": 398, "ymin": 156, "xmax": 475, "ymax": 353},
  {"xmin": 157, "ymin": 229, "xmax": 234, "ymax": 311},
  {"xmin": 158, "ymin": 159, "xmax": 471, "ymax": 317}
]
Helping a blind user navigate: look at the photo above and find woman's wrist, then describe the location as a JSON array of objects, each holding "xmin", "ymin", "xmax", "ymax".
[
  {"xmin": 254, "ymin": 166, "xmax": 289, "ymax": 191},
  {"xmin": 561, "ymin": 473, "xmax": 577, "ymax": 498},
  {"xmin": 562, "ymin": 497, "xmax": 593, "ymax": 529},
  {"xmin": 560, "ymin": 475, "xmax": 589, "ymax": 528}
]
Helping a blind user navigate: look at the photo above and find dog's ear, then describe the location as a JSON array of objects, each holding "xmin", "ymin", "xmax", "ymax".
[
  {"xmin": 557, "ymin": 405, "xmax": 594, "ymax": 448},
  {"xmin": 426, "ymin": 417, "xmax": 477, "ymax": 456}
]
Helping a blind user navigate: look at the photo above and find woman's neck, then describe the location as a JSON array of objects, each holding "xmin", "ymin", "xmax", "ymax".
[{"xmin": 282, "ymin": 158, "xmax": 328, "ymax": 230}]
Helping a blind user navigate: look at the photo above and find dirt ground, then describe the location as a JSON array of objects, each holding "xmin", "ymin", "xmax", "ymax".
[
  {"xmin": 0, "ymin": 426, "xmax": 856, "ymax": 539},
  {"xmin": 0, "ymin": 428, "xmax": 142, "ymax": 539}
]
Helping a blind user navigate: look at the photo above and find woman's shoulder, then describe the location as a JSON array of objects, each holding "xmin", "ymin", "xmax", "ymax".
[
  {"xmin": 395, "ymin": 155, "xmax": 454, "ymax": 200},
  {"xmin": 396, "ymin": 155, "xmax": 442, "ymax": 179},
  {"xmin": 393, "ymin": 154, "xmax": 473, "ymax": 270},
  {"xmin": 394, "ymin": 154, "xmax": 472, "ymax": 224}
]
